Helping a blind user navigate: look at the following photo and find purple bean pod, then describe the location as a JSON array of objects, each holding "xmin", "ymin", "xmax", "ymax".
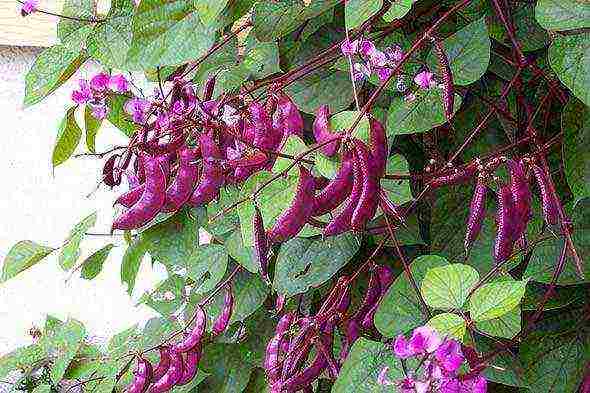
[
  {"xmin": 464, "ymin": 175, "xmax": 488, "ymax": 252},
  {"xmin": 103, "ymin": 154, "xmax": 122, "ymax": 188},
  {"xmin": 317, "ymin": 276, "xmax": 349, "ymax": 317},
  {"xmin": 212, "ymin": 287, "xmax": 234, "ymax": 336},
  {"xmin": 323, "ymin": 152, "xmax": 362, "ymax": 237},
  {"xmin": 189, "ymin": 132, "xmax": 224, "ymax": 206},
  {"xmin": 275, "ymin": 294, "xmax": 286, "ymax": 313},
  {"xmin": 312, "ymin": 152, "xmax": 354, "ymax": 217},
  {"xmin": 250, "ymin": 101, "xmax": 282, "ymax": 153},
  {"xmin": 276, "ymin": 312, "xmax": 295, "ymax": 336},
  {"xmin": 313, "ymin": 105, "xmax": 341, "ymax": 157},
  {"xmin": 176, "ymin": 345, "xmax": 202, "ymax": 386},
  {"xmin": 506, "ymin": 158, "xmax": 532, "ymax": 240},
  {"xmin": 376, "ymin": 264, "xmax": 395, "ymax": 290},
  {"xmin": 281, "ymin": 320, "xmax": 315, "ymax": 378},
  {"xmin": 173, "ymin": 305, "xmax": 206, "ymax": 352},
  {"xmin": 354, "ymin": 266, "xmax": 381, "ymax": 324},
  {"xmin": 432, "ymin": 38, "xmax": 455, "ymax": 122},
  {"xmin": 273, "ymin": 94, "xmax": 304, "ymax": 138},
  {"xmin": 531, "ymin": 163, "xmax": 559, "ymax": 225},
  {"xmin": 351, "ymin": 139, "xmax": 379, "ymax": 231},
  {"xmin": 339, "ymin": 319, "xmax": 360, "ymax": 364},
  {"xmin": 148, "ymin": 349, "xmax": 183, "ymax": 393},
  {"xmin": 264, "ymin": 333, "xmax": 285, "ymax": 383},
  {"xmin": 267, "ymin": 166, "xmax": 316, "ymax": 244},
  {"xmin": 579, "ymin": 362, "xmax": 590, "ymax": 393},
  {"xmin": 202, "ymin": 76, "xmax": 216, "ymax": 101},
  {"xmin": 126, "ymin": 357, "xmax": 152, "ymax": 393},
  {"xmin": 112, "ymin": 155, "xmax": 167, "ymax": 231},
  {"xmin": 152, "ymin": 347, "xmax": 171, "ymax": 381},
  {"xmin": 368, "ymin": 117, "xmax": 388, "ymax": 178},
  {"xmin": 114, "ymin": 185, "xmax": 144, "ymax": 208},
  {"xmin": 429, "ymin": 163, "xmax": 477, "ymax": 188},
  {"xmin": 163, "ymin": 146, "xmax": 200, "ymax": 212},
  {"xmin": 493, "ymin": 184, "xmax": 515, "ymax": 264},
  {"xmin": 252, "ymin": 203, "xmax": 270, "ymax": 282}
]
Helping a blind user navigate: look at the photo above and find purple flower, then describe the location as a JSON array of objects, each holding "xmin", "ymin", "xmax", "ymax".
[
  {"xmin": 376, "ymin": 367, "xmax": 395, "ymax": 386},
  {"xmin": 172, "ymin": 100, "xmax": 185, "ymax": 115},
  {"xmin": 221, "ymin": 105, "xmax": 239, "ymax": 126},
  {"xmin": 396, "ymin": 377, "xmax": 416, "ymax": 393},
  {"xmin": 404, "ymin": 93, "xmax": 417, "ymax": 103},
  {"xmin": 359, "ymin": 39, "xmax": 376, "ymax": 58},
  {"xmin": 20, "ymin": 0, "xmax": 38, "ymax": 16},
  {"xmin": 90, "ymin": 73, "xmax": 110, "ymax": 91},
  {"xmin": 71, "ymin": 79, "xmax": 92, "ymax": 104},
  {"xmin": 435, "ymin": 339, "xmax": 464, "ymax": 374},
  {"xmin": 108, "ymin": 74, "xmax": 129, "ymax": 93},
  {"xmin": 414, "ymin": 70, "xmax": 435, "ymax": 89},
  {"xmin": 409, "ymin": 326, "xmax": 441, "ymax": 354},
  {"xmin": 385, "ymin": 45, "xmax": 404, "ymax": 63},
  {"xmin": 155, "ymin": 112, "xmax": 170, "ymax": 130},
  {"xmin": 124, "ymin": 97, "xmax": 151, "ymax": 123},
  {"xmin": 89, "ymin": 102, "xmax": 108, "ymax": 120},
  {"xmin": 461, "ymin": 375, "xmax": 487, "ymax": 393},
  {"xmin": 352, "ymin": 62, "xmax": 371, "ymax": 81},
  {"xmin": 376, "ymin": 67, "xmax": 393, "ymax": 82},
  {"xmin": 340, "ymin": 39, "xmax": 358, "ymax": 56},
  {"xmin": 393, "ymin": 334, "xmax": 413, "ymax": 359},
  {"xmin": 369, "ymin": 50, "xmax": 388, "ymax": 68}
]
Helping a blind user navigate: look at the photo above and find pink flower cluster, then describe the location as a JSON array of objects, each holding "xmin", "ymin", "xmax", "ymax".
[
  {"xmin": 71, "ymin": 73, "xmax": 129, "ymax": 120},
  {"xmin": 340, "ymin": 38, "xmax": 404, "ymax": 82},
  {"xmin": 20, "ymin": 0, "xmax": 38, "ymax": 16},
  {"xmin": 379, "ymin": 326, "xmax": 487, "ymax": 393}
]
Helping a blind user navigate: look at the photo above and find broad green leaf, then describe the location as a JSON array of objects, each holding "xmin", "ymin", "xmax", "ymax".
[
  {"xmin": 535, "ymin": 0, "xmax": 590, "ymax": 31},
  {"xmin": 523, "ymin": 282, "xmax": 587, "ymax": 311},
  {"xmin": 287, "ymin": 69, "xmax": 354, "ymax": 114},
  {"xmin": 562, "ymin": 98, "xmax": 590, "ymax": 201},
  {"xmin": 273, "ymin": 136, "xmax": 308, "ymax": 176},
  {"xmin": 204, "ymin": 186, "xmax": 241, "ymax": 237},
  {"xmin": 345, "ymin": 0, "xmax": 382, "ymax": 30},
  {"xmin": 387, "ymin": 88, "xmax": 462, "ymax": 135},
  {"xmin": 106, "ymin": 94, "xmax": 136, "ymax": 137},
  {"xmin": 224, "ymin": 230, "xmax": 258, "ymax": 274},
  {"xmin": 550, "ymin": 33, "xmax": 590, "ymax": 107},
  {"xmin": 24, "ymin": 45, "xmax": 86, "ymax": 107},
  {"xmin": 521, "ymin": 331, "xmax": 590, "ymax": 392},
  {"xmin": 0, "ymin": 344, "xmax": 46, "ymax": 379},
  {"xmin": 315, "ymin": 150, "xmax": 341, "ymax": 179},
  {"xmin": 331, "ymin": 110, "xmax": 370, "ymax": 141},
  {"xmin": 141, "ymin": 317, "xmax": 180, "ymax": 351},
  {"xmin": 52, "ymin": 107, "xmax": 82, "ymax": 168},
  {"xmin": 127, "ymin": 0, "xmax": 217, "ymax": 69},
  {"xmin": 194, "ymin": 0, "xmax": 229, "ymax": 25},
  {"xmin": 333, "ymin": 338, "xmax": 404, "ymax": 393},
  {"xmin": 81, "ymin": 244, "xmax": 113, "ymax": 280},
  {"xmin": 237, "ymin": 171, "xmax": 298, "ymax": 247},
  {"xmin": 476, "ymin": 307, "xmax": 521, "ymax": 339},
  {"xmin": 426, "ymin": 18, "xmax": 491, "ymax": 86},
  {"xmin": 58, "ymin": 0, "xmax": 95, "ymax": 49},
  {"xmin": 108, "ymin": 324, "xmax": 142, "ymax": 357},
  {"xmin": 120, "ymin": 236, "xmax": 148, "ymax": 295},
  {"xmin": 1, "ymin": 241, "xmax": 55, "ymax": 283},
  {"xmin": 469, "ymin": 280, "xmax": 527, "ymax": 322},
  {"xmin": 477, "ymin": 336, "xmax": 529, "ymax": 387},
  {"xmin": 375, "ymin": 255, "xmax": 448, "ymax": 338},
  {"xmin": 242, "ymin": 36, "xmax": 281, "ymax": 79},
  {"xmin": 139, "ymin": 274, "xmax": 185, "ymax": 316},
  {"xmin": 59, "ymin": 211, "xmax": 97, "ymax": 270},
  {"xmin": 383, "ymin": 0, "xmax": 416, "ymax": 21},
  {"xmin": 40, "ymin": 319, "xmax": 85, "ymax": 383},
  {"xmin": 186, "ymin": 244, "xmax": 228, "ymax": 294},
  {"xmin": 420, "ymin": 263, "xmax": 479, "ymax": 309},
  {"xmin": 86, "ymin": 362, "xmax": 119, "ymax": 393},
  {"xmin": 32, "ymin": 384, "xmax": 51, "ymax": 393},
  {"xmin": 380, "ymin": 155, "xmax": 413, "ymax": 206},
  {"xmin": 489, "ymin": 4, "xmax": 549, "ymax": 52},
  {"xmin": 200, "ymin": 343, "xmax": 254, "ymax": 393},
  {"xmin": 273, "ymin": 233, "xmax": 360, "ymax": 297},
  {"xmin": 427, "ymin": 312, "xmax": 466, "ymax": 341},
  {"xmin": 84, "ymin": 106, "xmax": 102, "ymax": 153},
  {"xmin": 87, "ymin": 0, "xmax": 134, "ymax": 69}
]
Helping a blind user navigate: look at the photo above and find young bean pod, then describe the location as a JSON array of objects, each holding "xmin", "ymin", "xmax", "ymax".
[
  {"xmin": 351, "ymin": 139, "xmax": 379, "ymax": 231},
  {"xmin": 506, "ymin": 159, "xmax": 532, "ymax": 241},
  {"xmin": 176, "ymin": 345, "xmax": 202, "ymax": 386},
  {"xmin": 313, "ymin": 105, "xmax": 341, "ymax": 157},
  {"xmin": 126, "ymin": 357, "xmax": 152, "ymax": 393},
  {"xmin": 493, "ymin": 184, "xmax": 515, "ymax": 264},
  {"xmin": 163, "ymin": 146, "xmax": 200, "ymax": 212},
  {"xmin": 212, "ymin": 287, "xmax": 234, "ymax": 336},
  {"xmin": 368, "ymin": 117, "xmax": 388, "ymax": 178},
  {"xmin": 312, "ymin": 152, "xmax": 354, "ymax": 217},
  {"xmin": 189, "ymin": 132, "xmax": 224, "ymax": 206},
  {"xmin": 252, "ymin": 204, "xmax": 270, "ymax": 282},
  {"xmin": 273, "ymin": 94, "xmax": 304, "ymax": 138},
  {"xmin": 173, "ymin": 305, "xmax": 206, "ymax": 353},
  {"xmin": 432, "ymin": 38, "xmax": 455, "ymax": 122},
  {"xmin": 152, "ymin": 347, "xmax": 171, "ymax": 381},
  {"xmin": 464, "ymin": 175, "xmax": 488, "ymax": 252},
  {"xmin": 531, "ymin": 163, "xmax": 559, "ymax": 225},
  {"xmin": 148, "ymin": 349, "xmax": 183, "ymax": 393}
]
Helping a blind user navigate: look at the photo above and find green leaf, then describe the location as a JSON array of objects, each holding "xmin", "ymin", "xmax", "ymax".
[
  {"xmin": 520, "ymin": 330, "xmax": 590, "ymax": 392},
  {"xmin": 469, "ymin": 279, "xmax": 527, "ymax": 322},
  {"xmin": 140, "ymin": 274, "xmax": 186, "ymax": 316},
  {"xmin": 535, "ymin": 0, "xmax": 590, "ymax": 31},
  {"xmin": 58, "ymin": 0, "xmax": 95, "ymax": 49},
  {"xmin": 287, "ymin": 69, "xmax": 354, "ymax": 114},
  {"xmin": 562, "ymin": 98, "xmax": 590, "ymax": 201},
  {"xmin": 194, "ymin": 0, "xmax": 229, "ymax": 26},
  {"xmin": 127, "ymin": 0, "xmax": 217, "ymax": 68},
  {"xmin": 345, "ymin": 0, "xmax": 382, "ymax": 30},
  {"xmin": 242, "ymin": 35, "xmax": 281, "ymax": 80},
  {"xmin": 330, "ymin": 111, "xmax": 370, "ymax": 141},
  {"xmin": 420, "ymin": 263, "xmax": 479, "ymax": 309},
  {"xmin": 186, "ymin": 244, "xmax": 229, "ymax": 294},
  {"xmin": 40, "ymin": 319, "xmax": 85, "ymax": 383},
  {"xmin": 0, "ymin": 344, "xmax": 46, "ymax": 379},
  {"xmin": 106, "ymin": 94, "xmax": 136, "ymax": 137},
  {"xmin": 380, "ymin": 154, "xmax": 413, "ymax": 206},
  {"xmin": 52, "ymin": 107, "xmax": 83, "ymax": 168},
  {"xmin": 333, "ymin": 338, "xmax": 404, "ymax": 393},
  {"xmin": 224, "ymin": 230, "xmax": 259, "ymax": 274},
  {"xmin": 375, "ymin": 255, "xmax": 448, "ymax": 338},
  {"xmin": 32, "ymin": 384, "xmax": 52, "ymax": 393},
  {"xmin": 120, "ymin": 236, "xmax": 148, "ymax": 295},
  {"xmin": 427, "ymin": 312, "xmax": 466, "ymax": 341},
  {"xmin": 477, "ymin": 336, "xmax": 529, "ymax": 387},
  {"xmin": 383, "ymin": 0, "xmax": 416, "ymax": 21},
  {"xmin": 426, "ymin": 18, "xmax": 491, "ymax": 86},
  {"xmin": 273, "ymin": 136, "xmax": 308, "ymax": 176},
  {"xmin": 1, "ymin": 241, "xmax": 55, "ymax": 283},
  {"xmin": 489, "ymin": 4, "xmax": 549, "ymax": 52},
  {"xmin": 84, "ymin": 106, "xmax": 102, "ymax": 153},
  {"xmin": 59, "ymin": 211, "xmax": 97, "ymax": 270},
  {"xmin": 273, "ymin": 233, "xmax": 360, "ymax": 297},
  {"xmin": 387, "ymin": 88, "xmax": 463, "ymax": 135},
  {"xmin": 476, "ymin": 307, "xmax": 521, "ymax": 339},
  {"xmin": 550, "ymin": 32, "xmax": 590, "ymax": 107},
  {"xmin": 86, "ymin": 0, "xmax": 134, "ymax": 69},
  {"xmin": 200, "ymin": 343, "xmax": 254, "ymax": 393},
  {"xmin": 24, "ymin": 45, "xmax": 86, "ymax": 107}
]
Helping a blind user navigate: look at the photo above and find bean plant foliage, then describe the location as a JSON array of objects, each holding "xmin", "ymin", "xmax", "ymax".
[{"xmin": 3, "ymin": 0, "xmax": 590, "ymax": 392}]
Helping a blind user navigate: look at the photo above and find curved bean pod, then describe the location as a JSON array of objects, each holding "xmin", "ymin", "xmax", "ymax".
[
  {"xmin": 531, "ymin": 163, "xmax": 559, "ymax": 225},
  {"xmin": 202, "ymin": 76, "xmax": 216, "ymax": 101},
  {"xmin": 351, "ymin": 140, "xmax": 379, "ymax": 231},
  {"xmin": 312, "ymin": 153, "xmax": 354, "ymax": 217},
  {"xmin": 148, "ymin": 349, "xmax": 183, "ymax": 393},
  {"xmin": 152, "ymin": 347, "xmax": 171, "ymax": 381},
  {"xmin": 354, "ymin": 266, "xmax": 381, "ymax": 324},
  {"xmin": 368, "ymin": 117, "xmax": 388, "ymax": 178},
  {"xmin": 103, "ymin": 154, "xmax": 122, "ymax": 188},
  {"xmin": 429, "ymin": 164, "xmax": 477, "ymax": 189},
  {"xmin": 250, "ymin": 102, "xmax": 282, "ymax": 153},
  {"xmin": 212, "ymin": 287, "xmax": 234, "ymax": 336},
  {"xmin": 273, "ymin": 94, "xmax": 303, "ymax": 138},
  {"xmin": 163, "ymin": 146, "xmax": 200, "ymax": 212},
  {"xmin": 339, "ymin": 319, "xmax": 360, "ymax": 363},
  {"xmin": 267, "ymin": 166, "xmax": 316, "ymax": 244},
  {"xmin": 176, "ymin": 345, "xmax": 202, "ymax": 386},
  {"xmin": 115, "ymin": 185, "xmax": 144, "ymax": 208},
  {"xmin": 173, "ymin": 305, "xmax": 206, "ymax": 352},
  {"xmin": 189, "ymin": 132, "xmax": 224, "ymax": 206},
  {"xmin": 506, "ymin": 158, "xmax": 531, "ymax": 240},
  {"xmin": 112, "ymin": 155, "xmax": 166, "ymax": 231},
  {"xmin": 432, "ymin": 38, "xmax": 455, "ymax": 122},
  {"xmin": 252, "ymin": 204, "xmax": 270, "ymax": 282},
  {"xmin": 376, "ymin": 264, "xmax": 395, "ymax": 290},
  {"xmin": 464, "ymin": 176, "xmax": 488, "ymax": 252},
  {"xmin": 264, "ymin": 333, "xmax": 284, "ymax": 383},
  {"xmin": 378, "ymin": 189, "xmax": 405, "ymax": 225},
  {"xmin": 313, "ymin": 105, "xmax": 341, "ymax": 157},
  {"xmin": 493, "ymin": 184, "xmax": 515, "ymax": 264},
  {"xmin": 126, "ymin": 357, "xmax": 152, "ymax": 393}
]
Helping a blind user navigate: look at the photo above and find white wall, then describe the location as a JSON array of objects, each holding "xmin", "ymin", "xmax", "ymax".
[{"xmin": 0, "ymin": 46, "xmax": 165, "ymax": 357}]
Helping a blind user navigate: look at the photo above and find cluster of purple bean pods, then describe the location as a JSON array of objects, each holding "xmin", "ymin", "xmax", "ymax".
[
  {"xmin": 264, "ymin": 264, "xmax": 394, "ymax": 392},
  {"xmin": 126, "ymin": 287, "xmax": 234, "ymax": 393}
]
